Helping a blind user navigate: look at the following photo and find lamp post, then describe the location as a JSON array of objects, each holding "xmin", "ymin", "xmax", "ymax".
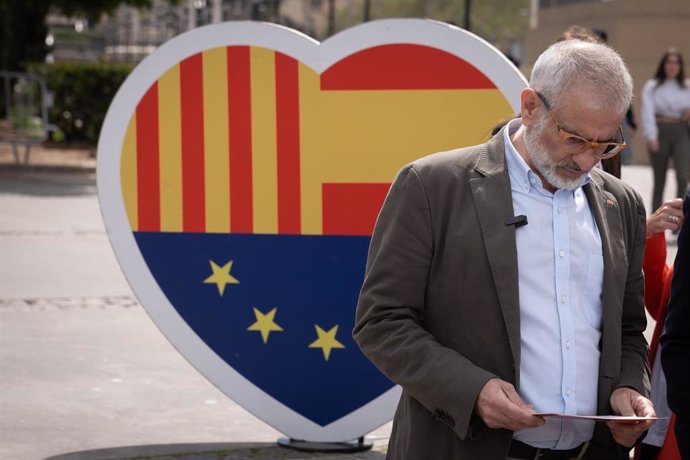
[
  {"xmin": 464, "ymin": 0, "xmax": 471, "ymax": 31},
  {"xmin": 327, "ymin": 0, "xmax": 335, "ymax": 36}
]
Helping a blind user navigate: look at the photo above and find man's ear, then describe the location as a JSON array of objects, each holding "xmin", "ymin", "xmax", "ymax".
[{"xmin": 520, "ymin": 88, "xmax": 540, "ymax": 127}]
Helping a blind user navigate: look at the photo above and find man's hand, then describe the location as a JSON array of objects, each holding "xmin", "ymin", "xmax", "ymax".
[
  {"xmin": 606, "ymin": 387, "xmax": 656, "ymax": 447},
  {"xmin": 475, "ymin": 378, "xmax": 545, "ymax": 431}
]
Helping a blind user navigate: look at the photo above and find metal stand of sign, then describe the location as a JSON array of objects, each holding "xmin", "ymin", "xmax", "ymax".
[{"xmin": 277, "ymin": 436, "xmax": 373, "ymax": 453}]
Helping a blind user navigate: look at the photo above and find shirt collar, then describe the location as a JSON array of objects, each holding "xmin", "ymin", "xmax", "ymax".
[{"xmin": 502, "ymin": 118, "xmax": 591, "ymax": 195}]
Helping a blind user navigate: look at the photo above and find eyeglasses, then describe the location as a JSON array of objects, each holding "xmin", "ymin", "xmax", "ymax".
[{"xmin": 535, "ymin": 92, "xmax": 626, "ymax": 160}]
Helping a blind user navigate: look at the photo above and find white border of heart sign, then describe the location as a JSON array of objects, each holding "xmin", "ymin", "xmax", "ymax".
[{"xmin": 97, "ymin": 18, "xmax": 527, "ymax": 442}]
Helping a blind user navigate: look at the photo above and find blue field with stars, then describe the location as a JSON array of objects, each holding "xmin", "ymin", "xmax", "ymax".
[{"xmin": 134, "ymin": 231, "xmax": 394, "ymax": 426}]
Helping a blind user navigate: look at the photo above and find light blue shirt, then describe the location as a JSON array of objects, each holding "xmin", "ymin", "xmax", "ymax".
[{"xmin": 503, "ymin": 120, "xmax": 604, "ymax": 449}]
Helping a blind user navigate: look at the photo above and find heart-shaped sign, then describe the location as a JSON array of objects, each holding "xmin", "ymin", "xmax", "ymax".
[{"xmin": 98, "ymin": 19, "xmax": 526, "ymax": 442}]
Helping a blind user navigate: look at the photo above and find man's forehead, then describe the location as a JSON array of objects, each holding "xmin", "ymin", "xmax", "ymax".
[
  {"xmin": 560, "ymin": 111, "xmax": 623, "ymax": 142},
  {"xmin": 559, "ymin": 87, "xmax": 622, "ymax": 116}
]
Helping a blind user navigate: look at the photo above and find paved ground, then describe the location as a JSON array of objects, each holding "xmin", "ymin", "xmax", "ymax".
[
  {"xmin": 0, "ymin": 145, "xmax": 680, "ymax": 459},
  {"xmin": 0, "ymin": 146, "xmax": 391, "ymax": 460}
]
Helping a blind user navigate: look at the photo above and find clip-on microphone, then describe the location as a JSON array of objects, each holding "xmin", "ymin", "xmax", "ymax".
[{"xmin": 504, "ymin": 215, "xmax": 528, "ymax": 228}]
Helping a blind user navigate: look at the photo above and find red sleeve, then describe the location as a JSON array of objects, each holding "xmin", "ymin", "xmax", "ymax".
[{"xmin": 644, "ymin": 233, "xmax": 672, "ymax": 320}]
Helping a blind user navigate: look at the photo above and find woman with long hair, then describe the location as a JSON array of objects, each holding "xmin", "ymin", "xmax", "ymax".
[{"xmin": 641, "ymin": 48, "xmax": 690, "ymax": 212}]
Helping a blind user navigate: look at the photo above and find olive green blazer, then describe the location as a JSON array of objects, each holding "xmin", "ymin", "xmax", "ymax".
[{"xmin": 353, "ymin": 127, "xmax": 650, "ymax": 460}]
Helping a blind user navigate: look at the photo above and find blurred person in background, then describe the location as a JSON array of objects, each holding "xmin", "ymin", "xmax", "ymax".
[{"xmin": 641, "ymin": 49, "xmax": 690, "ymax": 212}]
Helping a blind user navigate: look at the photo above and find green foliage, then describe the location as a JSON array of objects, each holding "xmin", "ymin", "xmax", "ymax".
[
  {"xmin": 334, "ymin": 0, "xmax": 529, "ymax": 52},
  {"xmin": 51, "ymin": 0, "xmax": 181, "ymax": 24},
  {"xmin": 0, "ymin": 0, "xmax": 51, "ymax": 70},
  {"xmin": 29, "ymin": 62, "xmax": 132, "ymax": 144}
]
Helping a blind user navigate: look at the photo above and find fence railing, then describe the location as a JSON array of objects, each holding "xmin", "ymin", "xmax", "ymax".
[{"xmin": 0, "ymin": 71, "xmax": 55, "ymax": 164}]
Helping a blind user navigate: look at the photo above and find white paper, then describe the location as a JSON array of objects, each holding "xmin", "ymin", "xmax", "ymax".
[{"xmin": 534, "ymin": 413, "xmax": 663, "ymax": 422}]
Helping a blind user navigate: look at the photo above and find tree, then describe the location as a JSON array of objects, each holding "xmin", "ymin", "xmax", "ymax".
[
  {"xmin": 333, "ymin": 0, "xmax": 529, "ymax": 55},
  {"xmin": 0, "ymin": 0, "xmax": 163, "ymax": 71},
  {"xmin": 0, "ymin": 0, "xmax": 51, "ymax": 71}
]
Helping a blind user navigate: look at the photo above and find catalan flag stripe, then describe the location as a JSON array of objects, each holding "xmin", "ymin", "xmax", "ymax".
[
  {"xmin": 136, "ymin": 83, "xmax": 160, "ymax": 231},
  {"xmin": 250, "ymin": 47, "xmax": 278, "ymax": 234},
  {"xmin": 203, "ymin": 48, "xmax": 231, "ymax": 233},
  {"xmin": 121, "ymin": 113, "xmax": 138, "ymax": 230},
  {"xmin": 228, "ymin": 46, "xmax": 254, "ymax": 233},
  {"xmin": 297, "ymin": 62, "xmax": 323, "ymax": 235},
  {"xmin": 159, "ymin": 64, "xmax": 183, "ymax": 232},
  {"xmin": 180, "ymin": 53, "xmax": 206, "ymax": 233},
  {"xmin": 276, "ymin": 52, "xmax": 301, "ymax": 234}
]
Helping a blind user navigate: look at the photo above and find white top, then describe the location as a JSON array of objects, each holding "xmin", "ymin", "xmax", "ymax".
[
  {"xmin": 643, "ymin": 346, "xmax": 672, "ymax": 447},
  {"xmin": 641, "ymin": 78, "xmax": 690, "ymax": 141}
]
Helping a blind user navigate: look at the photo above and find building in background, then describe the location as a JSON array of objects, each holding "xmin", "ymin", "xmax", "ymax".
[
  {"xmin": 46, "ymin": 0, "xmax": 287, "ymax": 65},
  {"xmin": 44, "ymin": 15, "xmax": 104, "ymax": 64},
  {"xmin": 45, "ymin": 0, "xmax": 524, "ymax": 66},
  {"xmin": 5, "ymin": 0, "xmax": 528, "ymax": 83},
  {"xmin": 523, "ymin": 0, "xmax": 690, "ymax": 165}
]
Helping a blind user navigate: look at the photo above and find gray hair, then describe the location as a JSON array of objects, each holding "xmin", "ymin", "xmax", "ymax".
[{"xmin": 530, "ymin": 40, "xmax": 633, "ymax": 115}]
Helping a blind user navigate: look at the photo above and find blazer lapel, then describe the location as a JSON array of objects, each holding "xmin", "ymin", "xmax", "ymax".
[
  {"xmin": 469, "ymin": 132, "xmax": 522, "ymax": 379},
  {"xmin": 584, "ymin": 173, "xmax": 624, "ymax": 379}
]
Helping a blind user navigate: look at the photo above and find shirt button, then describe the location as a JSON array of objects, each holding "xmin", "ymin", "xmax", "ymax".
[
  {"xmin": 566, "ymin": 388, "xmax": 571, "ymax": 397},
  {"xmin": 561, "ymin": 295, "xmax": 566, "ymax": 304},
  {"xmin": 566, "ymin": 340, "xmax": 571, "ymax": 349},
  {"xmin": 557, "ymin": 207, "xmax": 561, "ymax": 214},
  {"xmin": 559, "ymin": 250, "xmax": 565, "ymax": 258}
]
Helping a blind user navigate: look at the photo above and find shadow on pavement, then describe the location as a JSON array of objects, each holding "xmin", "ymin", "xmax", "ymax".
[
  {"xmin": 44, "ymin": 442, "xmax": 387, "ymax": 460},
  {"xmin": 0, "ymin": 170, "xmax": 96, "ymax": 197}
]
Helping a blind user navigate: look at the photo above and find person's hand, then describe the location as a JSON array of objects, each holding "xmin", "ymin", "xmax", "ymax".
[
  {"xmin": 647, "ymin": 198, "xmax": 684, "ymax": 236},
  {"xmin": 606, "ymin": 387, "xmax": 656, "ymax": 447},
  {"xmin": 475, "ymin": 378, "xmax": 545, "ymax": 430},
  {"xmin": 647, "ymin": 139, "xmax": 659, "ymax": 154}
]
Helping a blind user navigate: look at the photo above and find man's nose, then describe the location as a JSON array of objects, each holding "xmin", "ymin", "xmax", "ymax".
[{"xmin": 573, "ymin": 149, "xmax": 601, "ymax": 172}]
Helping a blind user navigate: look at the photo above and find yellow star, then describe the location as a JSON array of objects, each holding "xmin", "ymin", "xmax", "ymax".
[
  {"xmin": 203, "ymin": 260, "xmax": 239, "ymax": 296},
  {"xmin": 247, "ymin": 307, "xmax": 283, "ymax": 344},
  {"xmin": 308, "ymin": 324, "xmax": 345, "ymax": 361}
]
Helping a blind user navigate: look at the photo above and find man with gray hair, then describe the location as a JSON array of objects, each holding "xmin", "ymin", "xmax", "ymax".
[{"xmin": 354, "ymin": 39, "xmax": 655, "ymax": 459}]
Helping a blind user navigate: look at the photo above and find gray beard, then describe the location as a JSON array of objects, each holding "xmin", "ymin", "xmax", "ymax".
[{"xmin": 524, "ymin": 119, "xmax": 586, "ymax": 191}]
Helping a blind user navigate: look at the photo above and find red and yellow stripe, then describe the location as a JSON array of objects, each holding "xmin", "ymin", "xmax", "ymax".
[
  {"xmin": 159, "ymin": 64, "xmax": 183, "ymax": 232},
  {"xmin": 121, "ymin": 44, "xmax": 514, "ymax": 236}
]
